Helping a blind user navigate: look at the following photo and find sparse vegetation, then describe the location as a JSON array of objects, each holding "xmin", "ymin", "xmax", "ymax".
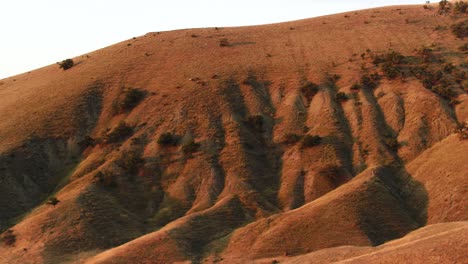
[
  {"xmin": 301, "ymin": 81, "xmax": 320, "ymax": 101},
  {"xmin": 451, "ymin": 20, "xmax": 468, "ymax": 39},
  {"xmin": 384, "ymin": 137, "xmax": 399, "ymax": 151},
  {"xmin": 119, "ymin": 88, "xmax": 146, "ymax": 112},
  {"xmin": 454, "ymin": 1, "xmax": 468, "ymax": 13},
  {"xmin": 219, "ymin": 38, "xmax": 230, "ymax": 47},
  {"xmin": 350, "ymin": 82, "xmax": 361, "ymax": 91},
  {"xmin": 335, "ymin": 92, "xmax": 349, "ymax": 102},
  {"xmin": 439, "ymin": 0, "xmax": 450, "ymax": 14},
  {"xmin": 182, "ymin": 139, "xmax": 201, "ymax": 155},
  {"xmin": 46, "ymin": 197, "xmax": 60, "ymax": 206},
  {"xmin": 302, "ymin": 135, "xmax": 322, "ymax": 148},
  {"xmin": 58, "ymin": 59, "xmax": 74, "ymax": 70},
  {"xmin": 158, "ymin": 132, "xmax": 179, "ymax": 146},
  {"xmin": 1, "ymin": 230, "xmax": 16, "ymax": 246},
  {"xmin": 105, "ymin": 122, "xmax": 133, "ymax": 143},
  {"xmin": 360, "ymin": 73, "xmax": 381, "ymax": 89}
]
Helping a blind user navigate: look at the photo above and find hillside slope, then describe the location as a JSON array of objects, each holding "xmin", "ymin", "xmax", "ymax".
[{"xmin": 0, "ymin": 3, "xmax": 467, "ymax": 263}]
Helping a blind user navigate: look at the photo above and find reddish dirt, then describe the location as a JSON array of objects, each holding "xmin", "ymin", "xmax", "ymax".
[{"xmin": 0, "ymin": 3, "xmax": 466, "ymax": 264}]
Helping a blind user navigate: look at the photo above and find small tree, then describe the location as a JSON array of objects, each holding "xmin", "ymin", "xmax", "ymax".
[
  {"xmin": 105, "ymin": 122, "xmax": 133, "ymax": 143},
  {"xmin": 58, "ymin": 59, "xmax": 74, "ymax": 70},
  {"xmin": 335, "ymin": 92, "xmax": 349, "ymax": 102},
  {"xmin": 47, "ymin": 197, "xmax": 60, "ymax": 206},
  {"xmin": 119, "ymin": 88, "xmax": 146, "ymax": 112},
  {"xmin": 158, "ymin": 132, "xmax": 179, "ymax": 146}
]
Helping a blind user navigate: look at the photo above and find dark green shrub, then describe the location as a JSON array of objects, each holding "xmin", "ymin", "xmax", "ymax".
[
  {"xmin": 451, "ymin": 20, "xmax": 468, "ymax": 39},
  {"xmin": 350, "ymin": 82, "xmax": 361, "ymax": 91},
  {"xmin": 454, "ymin": 1, "xmax": 468, "ymax": 13},
  {"xmin": 58, "ymin": 59, "xmax": 74, "ymax": 70},
  {"xmin": 301, "ymin": 81, "xmax": 320, "ymax": 101},
  {"xmin": 439, "ymin": 0, "xmax": 450, "ymax": 13},
  {"xmin": 158, "ymin": 132, "xmax": 179, "ymax": 146},
  {"xmin": 182, "ymin": 140, "xmax": 201, "ymax": 155},
  {"xmin": 360, "ymin": 73, "xmax": 380, "ymax": 89},
  {"xmin": 119, "ymin": 88, "xmax": 146, "ymax": 112},
  {"xmin": 283, "ymin": 133, "xmax": 302, "ymax": 144},
  {"xmin": 372, "ymin": 51, "xmax": 404, "ymax": 65},
  {"xmin": 1, "ymin": 230, "xmax": 16, "ymax": 246},
  {"xmin": 105, "ymin": 122, "xmax": 133, "ymax": 143},
  {"xmin": 47, "ymin": 197, "xmax": 60, "ymax": 206},
  {"xmin": 385, "ymin": 137, "xmax": 399, "ymax": 151},
  {"xmin": 418, "ymin": 46, "xmax": 434, "ymax": 62},
  {"xmin": 302, "ymin": 135, "xmax": 322, "ymax": 147},
  {"xmin": 335, "ymin": 92, "xmax": 348, "ymax": 102},
  {"xmin": 382, "ymin": 62, "xmax": 400, "ymax": 79}
]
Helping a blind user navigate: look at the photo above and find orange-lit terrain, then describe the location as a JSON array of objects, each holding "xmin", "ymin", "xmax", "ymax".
[{"xmin": 0, "ymin": 3, "xmax": 467, "ymax": 263}]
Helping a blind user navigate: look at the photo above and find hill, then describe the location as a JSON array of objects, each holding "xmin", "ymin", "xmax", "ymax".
[{"xmin": 0, "ymin": 3, "xmax": 467, "ymax": 263}]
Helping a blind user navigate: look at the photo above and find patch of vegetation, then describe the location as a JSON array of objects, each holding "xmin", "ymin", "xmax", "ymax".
[
  {"xmin": 372, "ymin": 51, "xmax": 404, "ymax": 65},
  {"xmin": 439, "ymin": 0, "xmax": 450, "ymax": 14},
  {"xmin": 335, "ymin": 92, "xmax": 349, "ymax": 102},
  {"xmin": 105, "ymin": 122, "xmax": 133, "ymax": 143},
  {"xmin": 157, "ymin": 132, "xmax": 179, "ymax": 146},
  {"xmin": 182, "ymin": 139, "xmax": 201, "ymax": 155},
  {"xmin": 418, "ymin": 46, "xmax": 434, "ymax": 63},
  {"xmin": 46, "ymin": 197, "xmax": 60, "ymax": 206},
  {"xmin": 119, "ymin": 88, "xmax": 146, "ymax": 112},
  {"xmin": 382, "ymin": 62, "xmax": 400, "ymax": 79},
  {"xmin": 360, "ymin": 72, "xmax": 381, "ymax": 89},
  {"xmin": 454, "ymin": 1, "xmax": 468, "ymax": 13},
  {"xmin": 1, "ymin": 230, "xmax": 16, "ymax": 246},
  {"xmin": 302, "ymin": 135, "xmax": 322, "ymax": 148},
  {"xmin": 451, "ymin": 20, "xmax": 468, "ymax": 39},
  {"xmin": 58, "ymin": 59, "xmax": 74, "ymax": 70},
  {"xmin": 219, "ymin": 38, "xmax": 230, "ymax": 47},
  {"xmin": 325, "ymin": 74, "xmax": 341, "ymax": 85},
  {"xmin": 350, "ymin": 82, "xmax": 361, "ymax": 91},
  {"xmin": 384, "ymin": 137, "xmax": 399, "ymax": 151},
  {"xmin": 283, "ymin": 133, "xmax": 302, "ymax": 144},
  {"xmin": 301, "ymin": 81, "xmax": 320, "ymax": 101}
]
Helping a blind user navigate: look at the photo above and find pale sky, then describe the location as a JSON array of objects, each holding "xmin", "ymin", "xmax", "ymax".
[{"xmin": 0, "ymin": 0, "xmax": 426, "ymax": 79}]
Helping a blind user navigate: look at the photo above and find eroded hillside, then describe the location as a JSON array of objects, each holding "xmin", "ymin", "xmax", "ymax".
[{"xmin": 0, "ymin": 3, "xmax": 467, "ymax": 263}]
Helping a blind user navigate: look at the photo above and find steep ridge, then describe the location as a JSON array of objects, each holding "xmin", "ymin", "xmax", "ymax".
[{"xmin": 0, "ymin": 3, "xmax": 467, "ymax": 263}]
